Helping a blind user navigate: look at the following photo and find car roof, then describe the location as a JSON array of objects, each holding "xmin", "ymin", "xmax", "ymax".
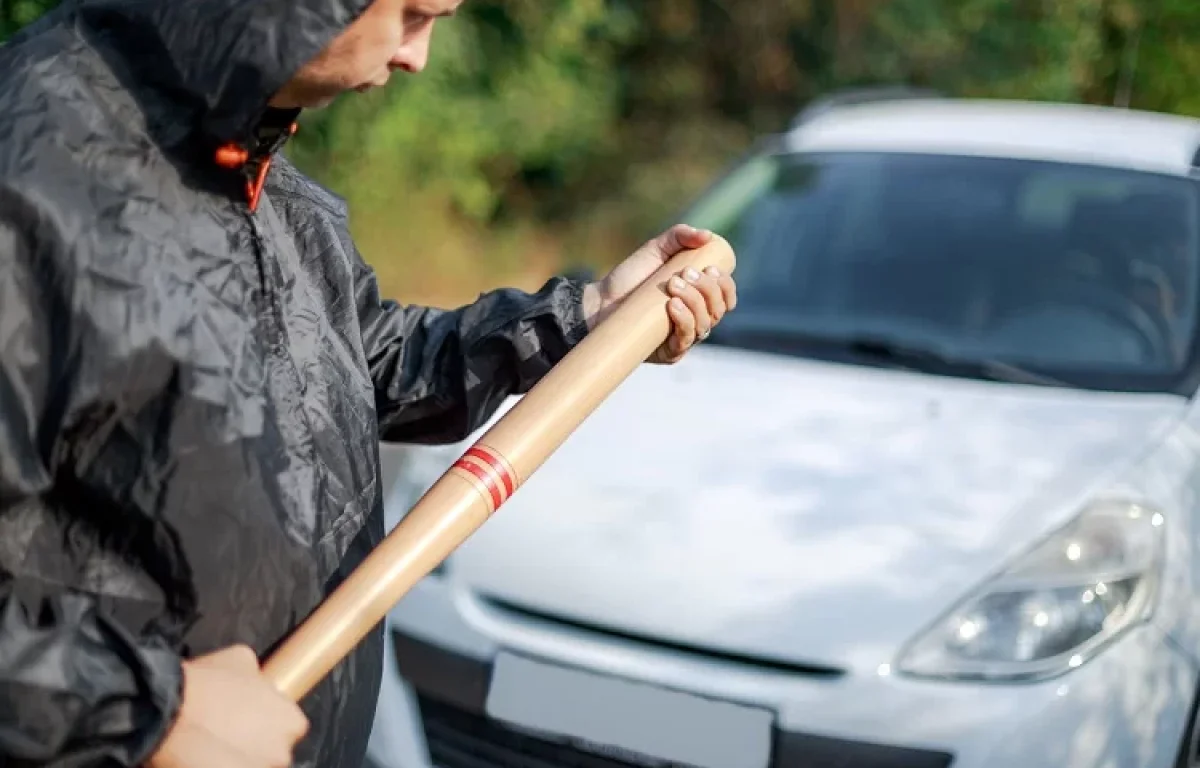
[{"xmin": 783, "ymin": 98, "xmax": 1200, "ymax": 177}]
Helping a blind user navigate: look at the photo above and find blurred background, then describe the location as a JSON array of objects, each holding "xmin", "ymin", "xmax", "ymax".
[{"xmin": 4, "ymin": 0, "xmax": 1200, "ymax": 308}]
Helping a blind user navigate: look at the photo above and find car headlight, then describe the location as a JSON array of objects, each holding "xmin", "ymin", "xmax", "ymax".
[{"xmin": 896, "ymin": 499, "xmax": 1164, "ymax": 682}]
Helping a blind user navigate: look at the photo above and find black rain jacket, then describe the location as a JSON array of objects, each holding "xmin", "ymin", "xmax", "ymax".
[{"xmin": 0, "ymin": 1, "xmax": 589, "ymax": 766}]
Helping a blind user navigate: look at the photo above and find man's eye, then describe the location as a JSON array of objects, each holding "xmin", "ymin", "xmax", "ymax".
[{"xmin": 404, "ymin": 13, "xmax": 433, "ymax": 30}]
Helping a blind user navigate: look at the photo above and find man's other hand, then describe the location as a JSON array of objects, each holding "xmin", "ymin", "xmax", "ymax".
[
  {"xmin": 583, "ymin": 224, "xmax": 738, "ymax": 364},
  {"xmin": 146, "ymin": 645, "xmax": 309, "ymax": 768}
]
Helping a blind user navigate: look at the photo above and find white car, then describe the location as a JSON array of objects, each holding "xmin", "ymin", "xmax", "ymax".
[{"xmin": 365, "ymin": 91, "xmax": 1200, "ymax": 768}]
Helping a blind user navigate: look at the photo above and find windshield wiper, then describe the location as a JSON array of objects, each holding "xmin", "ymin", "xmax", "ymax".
[
  {"xmin": 845, "ymin": 335, "xmax": 1070, "ymax": 388},
  {"xmin": 715, "ymin": 326, "xmax": 1070, "ymax": 388}
]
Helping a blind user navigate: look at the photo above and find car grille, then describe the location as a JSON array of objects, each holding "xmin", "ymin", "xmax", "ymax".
[
  {"xmin": 418, "ymin": 694, "xmax": 657, "ymax": 768},
  {"xmin": 400, "ymin": 629, "xmax": 953, "ymax": 768},
  {"xmin": 416, "ymin": 693, "xmax": 954, "ymax": 768}
]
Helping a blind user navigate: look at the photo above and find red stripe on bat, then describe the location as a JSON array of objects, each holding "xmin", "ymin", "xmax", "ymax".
[
  {"xmin": 466, "ymin": 445, "xmax": 517, "ymax": 499},
  {"xmin": 453, "ymin": 456, "xmax": 504, "ymax": 511}
]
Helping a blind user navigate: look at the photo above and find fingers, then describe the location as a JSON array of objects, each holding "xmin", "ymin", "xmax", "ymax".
[
  {"xmin": 211, "ymin": 644, "xmax": 261, "ymax": 673},
  {"xmin": 667, "ymin": 269, "xmax": 710, "ymax": 355},
  {"xmin": 671, "ymin": 271, "xmax": 710, "ymax": 330},
  {"xmin": 149, "ymin": 721, "xmax": 257, "ymax": 768},
  {"xmin": 669, "ymin": 266, "xmax": 728, "ymax": 332},
  {"xmin": 676, "ymin": 224, "xmax": 713, "ymax": 250},
  {"xmin": 189, "ymin": 644, "xmax": 259, "ymax": 675},
  {"xmin": 185, "ymin": 643, "xmax": 308, "ymax": 741},
  {"xmin": 711, "ymin": 265, "xmax": 737, "ymax": 313},
  {"xmin": 146, "ymin": 709, "xmax": 300, "ymax": 768},
  {"xmin": 283, "ymin": 701, "xmax": 311, "ymax": 742},
  {"xmin": 648, "ymin": 223, "xmax": 713, "ymax": 261},
  {"xmin": 691, "ymin": 267, "xmax": 727, "ymax": 335},
  {"xmin": 666, "ymin": 296, "xmax": 696, "ymax": 360},
  {"xmin": 246, "ymin": 696, "xmax": 308, "ymax": 767},
  {"xmin": 657, "ymin": 262, "xmax": 736, "ymax": 365}
]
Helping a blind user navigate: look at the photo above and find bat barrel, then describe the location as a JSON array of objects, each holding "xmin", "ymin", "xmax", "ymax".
[{"xmin": 261, "ymin": 235, "xmax": 736, "ymax": 701}]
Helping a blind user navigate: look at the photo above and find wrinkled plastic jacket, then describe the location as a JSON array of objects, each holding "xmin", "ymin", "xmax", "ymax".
[{"xmin": 0, "ymin": 1, "xmax": 589, "ymax": 766}]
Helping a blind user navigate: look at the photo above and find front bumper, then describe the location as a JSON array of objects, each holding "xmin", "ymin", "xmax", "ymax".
[{"xmin": 366, "ymin": 578, "xmax": 1200, "ymax": 768}]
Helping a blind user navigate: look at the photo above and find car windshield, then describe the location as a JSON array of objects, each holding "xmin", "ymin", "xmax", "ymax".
[{"xmin": 688, "ymin": 149, "xmax": 1200, "ymax": 394}]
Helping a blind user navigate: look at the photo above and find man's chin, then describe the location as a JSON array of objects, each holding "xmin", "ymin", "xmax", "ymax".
[
  {"xmin": 354, "ymin": 80, "xmax": 389, "ymax": 94},
  {"xmin": 296, "ymin": 92, "xmax": 341, "ymax": 111},
  {"xmin": 281, "ymin": 82, "xmax": 382, "ymax": 111}
]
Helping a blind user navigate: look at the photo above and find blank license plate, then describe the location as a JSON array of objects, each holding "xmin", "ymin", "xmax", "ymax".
[{"xmin": 485, "ymin": 652, "xmax": 773, "ymax": 768}]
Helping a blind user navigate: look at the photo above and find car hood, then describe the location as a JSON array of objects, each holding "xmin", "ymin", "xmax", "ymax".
[{"xmin": 444, "ymin": 347, "xmax": 1189, "ymax": 673}]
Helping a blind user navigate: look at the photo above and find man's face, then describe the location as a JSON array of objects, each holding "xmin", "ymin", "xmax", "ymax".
[{"xmin": 271, "ymin": 0, "xmax": 462, "ymax": 109}]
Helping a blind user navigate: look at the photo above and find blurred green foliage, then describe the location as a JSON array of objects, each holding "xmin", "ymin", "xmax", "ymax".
[{"xmin": 4, "ymin": 0, "xmax": 1200, "ymax": 304}]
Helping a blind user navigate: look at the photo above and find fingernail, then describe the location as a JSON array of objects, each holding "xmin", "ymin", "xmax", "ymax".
[
  {"xmin": 670, "ymin": 297, "xmax": 686, "ymax": 311},
  {"xmin": 705, "ymin": 267, "xmax": 720, "ymax": 278},
  {"xmin": 671, "ymin": 277, "xmax": 687, "ymax": 292},
  {"xmin": 684, "ymin": 268, "xmax": 700, "ymax": 283}
]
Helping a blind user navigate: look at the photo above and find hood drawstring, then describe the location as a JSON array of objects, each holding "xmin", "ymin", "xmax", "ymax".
[{"xmin": 214, "ymin": 118, "xmax": 299, "ymax": 213}]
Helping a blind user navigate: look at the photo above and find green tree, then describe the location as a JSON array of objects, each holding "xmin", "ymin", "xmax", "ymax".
[
  {"xmin": 7, "ymin": 0, "xmax": 1200, "ymax": 304},
  {"xmin": 1, "ymin": 0, "xmax": 55, "ymax": 39}
]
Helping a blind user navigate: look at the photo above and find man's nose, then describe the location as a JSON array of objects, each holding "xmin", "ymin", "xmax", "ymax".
[{"xmin": 389, "ymin": 37, "xmax": 430, "ymax": 74}]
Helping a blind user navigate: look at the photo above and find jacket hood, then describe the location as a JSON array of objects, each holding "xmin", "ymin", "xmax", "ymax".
[{"xmin": 78, "ymin": 0, "xmax": 373, "ymax": 144}]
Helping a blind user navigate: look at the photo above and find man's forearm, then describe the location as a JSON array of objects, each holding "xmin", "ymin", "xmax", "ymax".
[{"xmin": 363, "ymin": 272, "xmax": 590, "ymax": 445}]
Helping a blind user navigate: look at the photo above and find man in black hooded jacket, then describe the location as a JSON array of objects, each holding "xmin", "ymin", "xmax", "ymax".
[{"xmin": 0, "ymin": 0, "xmax": 737, "ymax": 767}]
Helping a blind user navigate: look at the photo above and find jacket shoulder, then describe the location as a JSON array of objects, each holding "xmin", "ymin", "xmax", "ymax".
[
  {"xmin": 0, "ymin": 22, "xmax": 144, "ymax": 184},
  {"xmin": 267, "ymin": 154, "xmax": 350, "ymax": 222}
]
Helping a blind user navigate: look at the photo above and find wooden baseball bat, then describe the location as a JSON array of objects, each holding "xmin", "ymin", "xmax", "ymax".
[{"xmin": 260, "ymin": 234, "xmax": 736, "ymax": 701}]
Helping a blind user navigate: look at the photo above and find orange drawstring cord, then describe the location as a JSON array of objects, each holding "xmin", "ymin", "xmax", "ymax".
[
  {"xmin": 246, "ymin": 156, "xmax": 272, "ymax": 213},
  {"xmin": 213, "ymin": 122, "xmax": 298, "ymax": 213},
  {"xmin": 214, "ymin": 144, "xmax": 249, "ymax": 169}
]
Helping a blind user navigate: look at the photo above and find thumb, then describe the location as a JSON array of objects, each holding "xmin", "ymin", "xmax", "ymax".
[
  {"xmin": 197, "ymin": 644, "xmax": 262, "ymax": 674},
  {"xmin": 646, "ymin": 224, "xmax": 713, "ymax": 261}
]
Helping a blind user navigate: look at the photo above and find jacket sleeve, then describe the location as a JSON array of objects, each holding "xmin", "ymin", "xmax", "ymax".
[
  {"xmin": 0, "ymin": 209, "xmax": 184, "ymax": 767},
  {"xmin": 352, "ymin": 254, "xmax": 591, "ymax": 445}
]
